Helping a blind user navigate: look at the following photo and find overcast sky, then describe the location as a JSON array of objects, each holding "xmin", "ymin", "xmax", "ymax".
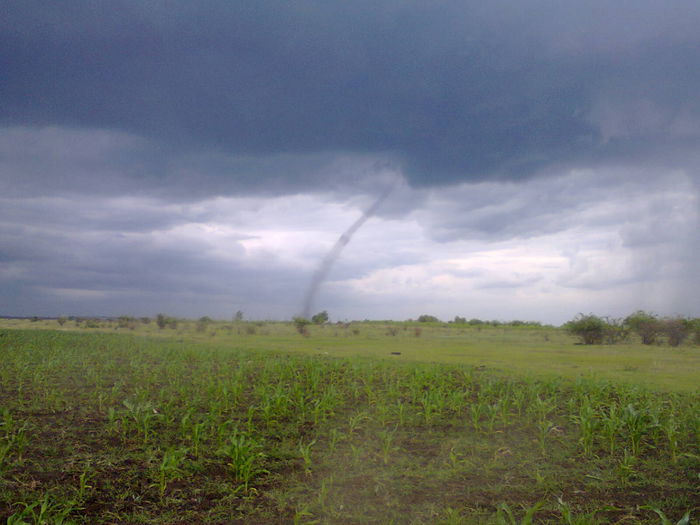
[{"xmin": 2, "ymin": 1, "xmax": 699, "ymax": 324}]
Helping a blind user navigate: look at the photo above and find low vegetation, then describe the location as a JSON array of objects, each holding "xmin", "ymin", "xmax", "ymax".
[
  {"xmin": 0, "ymin": 320, "xmax": 698, "ymax": 523},
  {"xmin": 565, "ymin": 311, "xmax": 700, "ymax": 347}
]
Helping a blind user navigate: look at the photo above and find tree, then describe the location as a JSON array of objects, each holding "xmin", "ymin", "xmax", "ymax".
[
  {"xmin": 156, "ymin": 314, "xmax": 167, "ymax": 329},
  {"xmin": 660, "ymin": 318, "xmax": 690, "ymax": 347},
  {"xmin": 625, "ymin": 311, "xmax": 660, "ymax": 345},
  {"xmin": 564, "ymin": 314, "xmax": 606, "ymax": 345},
  {"xmin": 234, "ymin": 310, "xmax": 244, "ymax": 322},
  {"xmin": 602, "ymin": 317, "xmax": 629, "ymax": 344},
  {"xmin": 311, "ymin": 311, "xmax": 329, "ymax": 324},
  {"xmin": 417, "ymin": 314, "xmax": 440, "ymax": 323}
]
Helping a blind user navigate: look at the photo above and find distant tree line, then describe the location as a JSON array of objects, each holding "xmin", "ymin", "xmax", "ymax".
[
  {"xmin": 451, "ymin": 316, "xmax": 543, "ymax": 328},
  {"xmin": 413, "ymin": 314, "xmax": 543, "ymax": 327},
  {"xmin": 565, "ymin": 311, "xmax": 700, "ymax": 346}
]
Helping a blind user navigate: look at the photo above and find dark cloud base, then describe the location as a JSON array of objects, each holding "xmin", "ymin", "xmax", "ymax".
[{"xmin": 2, "ymin": 2, "xmax": 700, "ymax": 189}]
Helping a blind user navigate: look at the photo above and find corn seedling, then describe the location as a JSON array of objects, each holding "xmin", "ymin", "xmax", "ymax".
[
  {"xmin": 530, "ymin": 396, "xmax": 556, "ymax": 424},
  {"xmin": 0, "ymin": 441, "xmax": 12, "ymax": 472},
  {"xmin": 299, "ymin": 438, "xmax": 316, "ymax": 474},
  {"xmin": 350, "ymin": 443, "xmax": 362, "ymax": 466},
  {"xmin": 216, "ymin": 419, "xmax": 235, "ymax": 447},
  {"xmin": 1, "ymin": 407, "xmax": 16, "ymax": 438},
  {"xmin": 572, "ymin": 398, "xmax": 597, "ymax": 457},
  {"xmin": 157, "ymin": 447, "xmax": 189, "ymax": 498},
  {"xmin": 497, "ymin": 396, "xmax": 513, "ymax": 427},
  {"xmin": 470, "ymin": 402, "xmax": 485, "ymax": 432},
  {"xmin": 537, "ymin": 419, "xmax": 555, "ymax": 456},
  {"xmin": 495, "ymin": 501, "xmax": 542, "ymax": 525},
  {"xmin": 189, "ymin": 420, "xmax": 207, "ymax": 458},
  {"xmin": 378, "ymin": 428, "xmax": 397, "ymax": 464},
  {"xmin": 348, "ymin": 411, "xmax": 369, "ymax": 434},
  {"xmin": 245, "ymin": 404, "xmax": 257, "ymax": 432},
  {"xmin": 617, "ymin": 448, "xmax": 636, "ymax": 485},
  {"xmin": 640, "ymin": 505, "xmax": 691, "ymax": 525},
  {"xmin": 8, "ymin": 492, "xmax": 77, "ymax": 525},
  {"xmin": 557, "ymin": 497, "xmax": 600, "ymax": 525},
  {"xmin": 219, "ymin": 431, "xmax": 267, "ymax": 491},
  {"xmin": 660, "ymin": 414, "xmax": 680, "ymax": 464},
  {"xmin": 600, "ymin": 403, "xmax": 622, "ymax": 455},
  {"xmin": 293, "ymin": 504, "xmax": 318, "ymax": 525},
  {"xmin": 122, "ymin": 399, "xmax": 159, "ymax": 445},
  {"xmin": 10, "ymin": 423, "xmax": 29, "ymax": 464},
  {"xmin": 75, "ymin": 466, "xmax": 94, "ymax": 505},
  {"xmin": 622, "ymin": 404, "xmax": 657, "ymax": 457},
  {"xmin": 328, "ymin": 428, "xmax": 345, "ymax": 454},
  {"xmin": 394, "ymin": 401, "xmax": 407, "ymax": 427}
]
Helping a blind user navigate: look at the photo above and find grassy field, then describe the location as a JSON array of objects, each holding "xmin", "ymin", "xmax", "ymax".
[{"xmin": 0, "ymin": 320, "xmax": 698, "ymax": 523}]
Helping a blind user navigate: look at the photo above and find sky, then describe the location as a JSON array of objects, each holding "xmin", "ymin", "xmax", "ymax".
[{"xmin": 2, "ymin": 1, "xmax": 700, "ymax": 324}]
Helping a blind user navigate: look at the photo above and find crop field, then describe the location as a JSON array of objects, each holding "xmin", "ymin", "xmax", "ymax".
[{"xmin": 0, "ymin": 322, "xmax": 698, "ymax": 523}]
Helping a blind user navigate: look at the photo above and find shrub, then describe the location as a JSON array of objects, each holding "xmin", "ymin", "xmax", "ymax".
[
  {"xmin": 564, "ymin": 314, "xmax": 606, "ymax": 345},
  {"xmin": 311, "ymin": 311, "xmax": 329, "ymax": 324},
  {"xmin": 660, "ymin": 318, "xmax": 691, "ymax": 347},
  {"xmin": 690, "ymin": 318, "xmax": 700, "ymax": 345},
  {"xmin": 625, "ymin": 311, "xmax": 660, "ymax": 345},
  {"xmin": 417, "ymin": 315, "xmax": 439, "ymax": 323},
  {"xmin": 196, "ymin": 316, "xmax": 212, "ymax": 333},
  {"xmin": 118, "ymin": 316, "xmax": 136, "ymax": 330},
  {"xmin": 293, "ymin": 317, "xmax": 311, "ymax": 336},
  {"xmin": 602, "ymin": 317, "xmax": 629, "ymax": 344}
]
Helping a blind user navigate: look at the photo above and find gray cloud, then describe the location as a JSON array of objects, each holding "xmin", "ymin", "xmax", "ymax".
[
  {"xmin": 1, "ymin": 211, "xmax": 307, "ymax": 318},
  {"xmin": 2, "ymin": 1, "xmax": 700, "ymax": 192},
  {"xmin": 416, "ymin": 168, "xmax": 697, "ymax": 242},
  {"xmin": 3, "ymin": 2, "xmax": 700, "ymax": 321}
]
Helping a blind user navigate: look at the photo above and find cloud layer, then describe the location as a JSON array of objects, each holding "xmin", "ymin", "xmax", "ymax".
[
  {"xmin": 4, "ymin": 1, "xmax": 700, "ymax": 188},
  {"xmin": 2, "ymin": 2, "xmax": 700, "ymax": 322}
]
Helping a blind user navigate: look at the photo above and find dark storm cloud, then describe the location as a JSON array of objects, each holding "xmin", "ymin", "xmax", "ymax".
[
  {"xmin": 3, "ymin": 1, "xmax": 700, "ymax": 191},
  {"xmin": 3, "ymin": 1, "xmax": 700, "ymax": 321}
]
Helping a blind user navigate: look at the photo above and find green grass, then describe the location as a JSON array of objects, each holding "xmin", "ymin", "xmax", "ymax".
[
  {"xmin": 0, "ymin": 323, "xmax": 698, "ymax": 523},
  {"xmin": 6, "ymin": 318, "xmax": 699, "ymax": 391}
]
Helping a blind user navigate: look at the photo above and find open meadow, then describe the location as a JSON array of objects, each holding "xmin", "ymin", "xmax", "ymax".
[{"xmin": 0, "ymin": 320, "xmax": 698, "ymax": 523}]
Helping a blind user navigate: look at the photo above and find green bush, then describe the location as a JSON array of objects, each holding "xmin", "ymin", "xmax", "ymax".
[
  {"xmin": 311, "ymin": 311, "xmax": 329, "ymax": 324},
  {"xmin": 564, "ymin": 314, "xmax": 606, "ymax": 345},
  {"xmin": 624, "ymin": 311, "xmax": 660, "ymax": 345}
]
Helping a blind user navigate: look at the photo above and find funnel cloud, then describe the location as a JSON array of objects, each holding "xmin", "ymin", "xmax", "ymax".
[{"xmin": 301, "ymin": 187, "xmax": 394, "ymax": 319}]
